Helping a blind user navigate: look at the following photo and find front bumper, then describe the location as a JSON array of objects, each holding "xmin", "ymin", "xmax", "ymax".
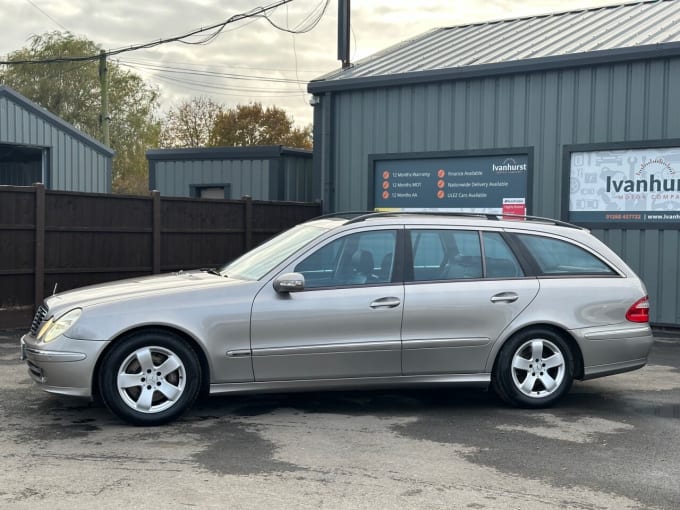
[{"xmin": 20, "ymin": 334, "xmax": 109, "ymax": 398}]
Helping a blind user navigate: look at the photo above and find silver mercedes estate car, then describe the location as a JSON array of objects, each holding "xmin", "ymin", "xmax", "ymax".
[{"xmin": 21, "ymin": 212, "xmax": 654, "ymax": 425}]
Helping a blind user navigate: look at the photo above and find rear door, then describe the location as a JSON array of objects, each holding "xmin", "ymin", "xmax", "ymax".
[{"xmin": 402, "ymin": 228, "xmax": 539, "ymax": 375}]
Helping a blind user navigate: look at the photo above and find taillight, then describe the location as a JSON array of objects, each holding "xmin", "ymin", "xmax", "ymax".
[{"xmin": 626, "ymin": 296, "xmax": 650, "ymax": 323}]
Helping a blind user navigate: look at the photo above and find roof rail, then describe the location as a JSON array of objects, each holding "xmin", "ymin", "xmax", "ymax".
[
  {"xmin": 331, "ymin": 211, "xmax": 585, "ymax": 229},
  {"xmin": 307, "ymin": 211, "xmax": 371, "ymax": 221}
]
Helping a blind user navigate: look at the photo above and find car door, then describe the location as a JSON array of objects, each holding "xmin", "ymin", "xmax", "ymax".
[
  {"xmin": 250, "ymin": 227, "xmax": 404, "ymax": 381},
  {"xmin": 402, "ymin": 228, "xmax": 539, "ymax": 375}
]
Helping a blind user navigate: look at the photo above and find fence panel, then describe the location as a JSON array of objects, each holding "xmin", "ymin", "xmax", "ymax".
[{"xmin": 0, "ymin": 185, "xmax": 320, "ymax": 328}]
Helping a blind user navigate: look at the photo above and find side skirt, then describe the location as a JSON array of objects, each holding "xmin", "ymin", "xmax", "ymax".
[{"xmin": 210, "ymin": 373, "xmax": 491, "ymax": 396}]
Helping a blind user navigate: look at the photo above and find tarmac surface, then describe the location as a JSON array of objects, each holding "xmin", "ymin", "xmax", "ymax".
[{"xmin": 1, "ymin": 329, "xmax": 679, "ymax": 509}]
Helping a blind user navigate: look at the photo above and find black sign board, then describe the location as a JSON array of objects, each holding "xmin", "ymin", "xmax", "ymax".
[{"xmin": 369, "ymin": 150, "xmax": 531, "ymax": 214}]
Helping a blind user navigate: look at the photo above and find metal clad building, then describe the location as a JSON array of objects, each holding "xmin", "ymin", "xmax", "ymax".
[
  {"xmin": 147, "ymin": 146, "xmax": 313, "ymax": 201},
  {"xmin": 0, "ymin": 85, "xmax": 113, "ymax": 192},
  {"xmin": 308, "ymin": 0, "xmax": 680, "ymax": 326}
]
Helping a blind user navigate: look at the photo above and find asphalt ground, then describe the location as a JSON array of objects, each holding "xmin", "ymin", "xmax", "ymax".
[{"xmin": 1, "ymin": 329, "xmax": 679, "ymax": 509}]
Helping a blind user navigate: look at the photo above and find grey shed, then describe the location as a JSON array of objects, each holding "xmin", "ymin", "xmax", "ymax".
[
  {"xmin": 147, "ymin": 145, "xmax": 313, "ymax": 202},
  {"xmin": 0, "ymin": 85, "xmax": 114, "ymax": 192}
]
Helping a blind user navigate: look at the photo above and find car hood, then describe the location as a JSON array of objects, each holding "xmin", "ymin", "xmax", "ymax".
[{"xmin": 44, "ymin": 271, "xmax": 248, "ymax": 315}]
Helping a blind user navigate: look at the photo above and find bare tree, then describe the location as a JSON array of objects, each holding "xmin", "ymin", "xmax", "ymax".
[{"xmin": 159, "ymin": 97, "xmax": 222, "ymax": 148}]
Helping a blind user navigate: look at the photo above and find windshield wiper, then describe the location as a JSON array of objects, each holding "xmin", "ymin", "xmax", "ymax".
[{"xmin": 200, "ymin": 268, "xmax": 223, "ymax": 276}]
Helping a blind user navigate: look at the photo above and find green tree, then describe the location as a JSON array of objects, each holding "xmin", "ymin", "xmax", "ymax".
[
  {"xmin": 160, "ymin": 97, "xmax": 222, "ymax": 148},
  {"xmin": 209, "ymin": 102, "xmax": 312, "ymax": 149},
  {"xmin": 0, "ymin": 32, "xmax": 160, "ymax": 194}
]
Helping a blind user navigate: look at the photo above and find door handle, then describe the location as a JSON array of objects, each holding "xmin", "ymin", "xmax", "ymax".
[
  {"xmin": 490, "ymin": 292, "xmax": 519, "ymax": 303},
  {"xmin": 370, "ymin": 297, "xmax": 401, "ymax": 309}
]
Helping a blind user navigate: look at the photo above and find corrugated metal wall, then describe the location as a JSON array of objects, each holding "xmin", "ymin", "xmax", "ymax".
[
  {"xmin": 281, "ymin": 155, "xmax": 314, "ymax": 201},
  {"xmin": 153, "ymin": 158, "xmax": 271, "ymax": 200},
  {"xmin": 152, "ymin": 154, "xmax": 314, "ymax": 202},
  {"xmin": 319, "ymin": 57, "xmax": 680, "ymax": 325},
  {"xmin": 0, "ymin": 95, "xmax": 111, "ymax": 193}
]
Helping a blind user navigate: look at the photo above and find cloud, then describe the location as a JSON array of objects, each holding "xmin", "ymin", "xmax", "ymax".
[{"xmin": 1, "ymin": 0, "xmax": 625, "ymax": 127}]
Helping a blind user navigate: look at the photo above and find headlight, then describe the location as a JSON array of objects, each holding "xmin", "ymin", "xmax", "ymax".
[{"xmin": 38, "ymin": 309, "xmax": 82, "ymax": 343}]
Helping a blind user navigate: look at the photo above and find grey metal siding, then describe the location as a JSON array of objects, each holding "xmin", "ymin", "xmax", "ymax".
[
  {"xmin": 0, "ymin": 94, "xmax": 110, "ymax": 193},
  {"xmin": 153, "ymin": 159, "xmax": 271, "ymax": 200},
  {"xmin": 318, "ymin": 56, "xmax": 680, "ymax": 324},
  {"xmin": 280, "ymin": 154, "xmax": 314, "ymax": 201}
]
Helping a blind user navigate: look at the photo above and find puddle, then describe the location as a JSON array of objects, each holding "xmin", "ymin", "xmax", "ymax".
[{"xmin": 650, "ymin": 404, "xmax": 680, "ymax": 419}]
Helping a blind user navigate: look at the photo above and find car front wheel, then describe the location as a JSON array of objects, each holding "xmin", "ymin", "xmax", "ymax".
[
  {"xmin": 493, "ymin": 328, "xmax": 574, "ymax": 408},
  {"xmin": 98, "ymin": 330, "xmax": 201, "ymax": 426}
]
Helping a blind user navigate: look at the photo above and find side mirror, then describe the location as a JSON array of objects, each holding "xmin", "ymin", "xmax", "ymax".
[{"xmin": 273, "ymin": 272, "xmax": 305, "ymax": 293}]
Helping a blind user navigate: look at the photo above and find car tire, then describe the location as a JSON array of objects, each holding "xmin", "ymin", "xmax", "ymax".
[
  {"xmin": 98, "ymin": 330, "xmax": 201, "ymax": 426},
  {"xmin": 492, "ymin": 328, "xmax": 574, "ymax": 408}
]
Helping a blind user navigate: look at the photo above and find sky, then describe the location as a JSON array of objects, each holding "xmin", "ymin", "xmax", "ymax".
[{"xmin": 0, "ymin": 0, "xmax": 626, "ymax": 127}]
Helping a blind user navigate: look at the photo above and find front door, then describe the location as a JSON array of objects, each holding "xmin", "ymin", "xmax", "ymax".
[{"xmin": 250, "ymin": 228, "xmax": 404, "ymax": 381}]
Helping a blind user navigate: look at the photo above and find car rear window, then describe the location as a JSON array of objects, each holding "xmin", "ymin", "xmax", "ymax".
[{"xmin": 516, "ymin": 234, "xmax": 616, "ymax": 276}]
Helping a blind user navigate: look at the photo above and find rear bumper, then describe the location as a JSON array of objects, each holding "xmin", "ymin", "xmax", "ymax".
[{"xmin": 572, "ymin": 324, "xmax": 654, "ymax": 380}]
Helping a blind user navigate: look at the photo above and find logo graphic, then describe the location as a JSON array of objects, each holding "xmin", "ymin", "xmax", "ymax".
[
  {"xmin": 492, "ymin": 158, "xmax": 527, "ymax": 174},
  {"xmin": 636, "ymin": 158, "xmax": 675, "ymax": 177}
]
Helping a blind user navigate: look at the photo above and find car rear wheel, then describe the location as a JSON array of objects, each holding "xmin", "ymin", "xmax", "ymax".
[
  {"xmin": 99, "ymin": 330, "xmax": 201, "ymax": 426},
  {"xmin": 493, "ymin": 328, "xmax": 574, "ymax": 408}
]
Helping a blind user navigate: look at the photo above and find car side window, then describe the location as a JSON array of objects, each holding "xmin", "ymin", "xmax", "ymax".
[
  {"xmin": 482, "ymin": 232, "xmax": 524, "ymax": 278},
  {"xmin": 516, "ymin": 234, "xmax": 615, "ymax": 275},
  {"xmin": 295, "ymin": 230, "xmax": 397, "ymax": 288},
  {"xmin": 410, "ymin": 229, "xmax": 482, "ymax": 281}
]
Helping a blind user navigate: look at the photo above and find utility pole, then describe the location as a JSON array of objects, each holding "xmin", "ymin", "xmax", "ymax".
[
  {"xmin": 337, "ymin": 0, "xmax": 351, "ymax": 69},
  {"xmin": 98, "ymin": 49, "xmax": 110, "ymax": 147}
]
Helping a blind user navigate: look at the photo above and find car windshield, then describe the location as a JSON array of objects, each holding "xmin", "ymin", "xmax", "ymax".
[{"xmin": 218, "ymin": 220, "xmax": 339, "ymax": 280}]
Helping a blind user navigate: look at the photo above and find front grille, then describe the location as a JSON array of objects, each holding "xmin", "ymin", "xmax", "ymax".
[{"xmin": 29, "ymin": 304, "xmax": 49, "ymax": 337}]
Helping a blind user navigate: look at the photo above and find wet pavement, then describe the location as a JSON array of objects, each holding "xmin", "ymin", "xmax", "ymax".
[{"xmin": 1, "ymin": 330, "xmax": 679, "ymax": 509}]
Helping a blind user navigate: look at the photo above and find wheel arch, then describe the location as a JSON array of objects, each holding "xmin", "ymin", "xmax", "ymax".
[
  {"xmin": 490, "ymin": 323, "xmax": 584, "ymax": 380},
  {"xmin": 91, "ymin": 325, "xmax": 212, "ymax": 401}
]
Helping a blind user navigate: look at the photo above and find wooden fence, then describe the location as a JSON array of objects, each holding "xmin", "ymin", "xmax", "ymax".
[{"xmin": 0, "ymin": 184, "xmax": 320, "ymax": 329}]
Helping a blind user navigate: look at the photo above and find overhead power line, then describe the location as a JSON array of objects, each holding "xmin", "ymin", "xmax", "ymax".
[
  {"xmin": 0, "ymin": 0, "xmax": 293, "ymax": 65},
  {"xmin": 118, "ymin": 60, "xmax": 308, "ymax": 85},
  {"xmin": 263, "ymin": 0, "xmax": 331, "ymax": 34},
  {"xmin": 24, "ymin": 0, "xmax": 68, "ymax": 31},
  {"xmin": 120, "ymin": 56, "xmax": 325, "ymax": 74}
]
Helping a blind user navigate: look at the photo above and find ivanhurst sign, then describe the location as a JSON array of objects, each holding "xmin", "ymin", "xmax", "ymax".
[
  {"xmin": 370, "ymin": 149, "xmax": 531, "ymax": 214},
  {"xmin": 605, "ymin": 174, "xmax": 680, "ymax": 193},
  {"xmin": 567, "ymin": 145, "xmax": 680, "ymax": 226}
]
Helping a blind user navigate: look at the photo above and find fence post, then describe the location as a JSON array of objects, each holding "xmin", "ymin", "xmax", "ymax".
[
  {"xmin": 34, "ymin": 183, "xmax": 45, "ymax": 310},
  {"xmin": 242, "ymin": 195, "xmax": 253, "ymax": 251},
  {"xmin": 152, "ymin": 190, "xmax": 161, "ymax": 274}
]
